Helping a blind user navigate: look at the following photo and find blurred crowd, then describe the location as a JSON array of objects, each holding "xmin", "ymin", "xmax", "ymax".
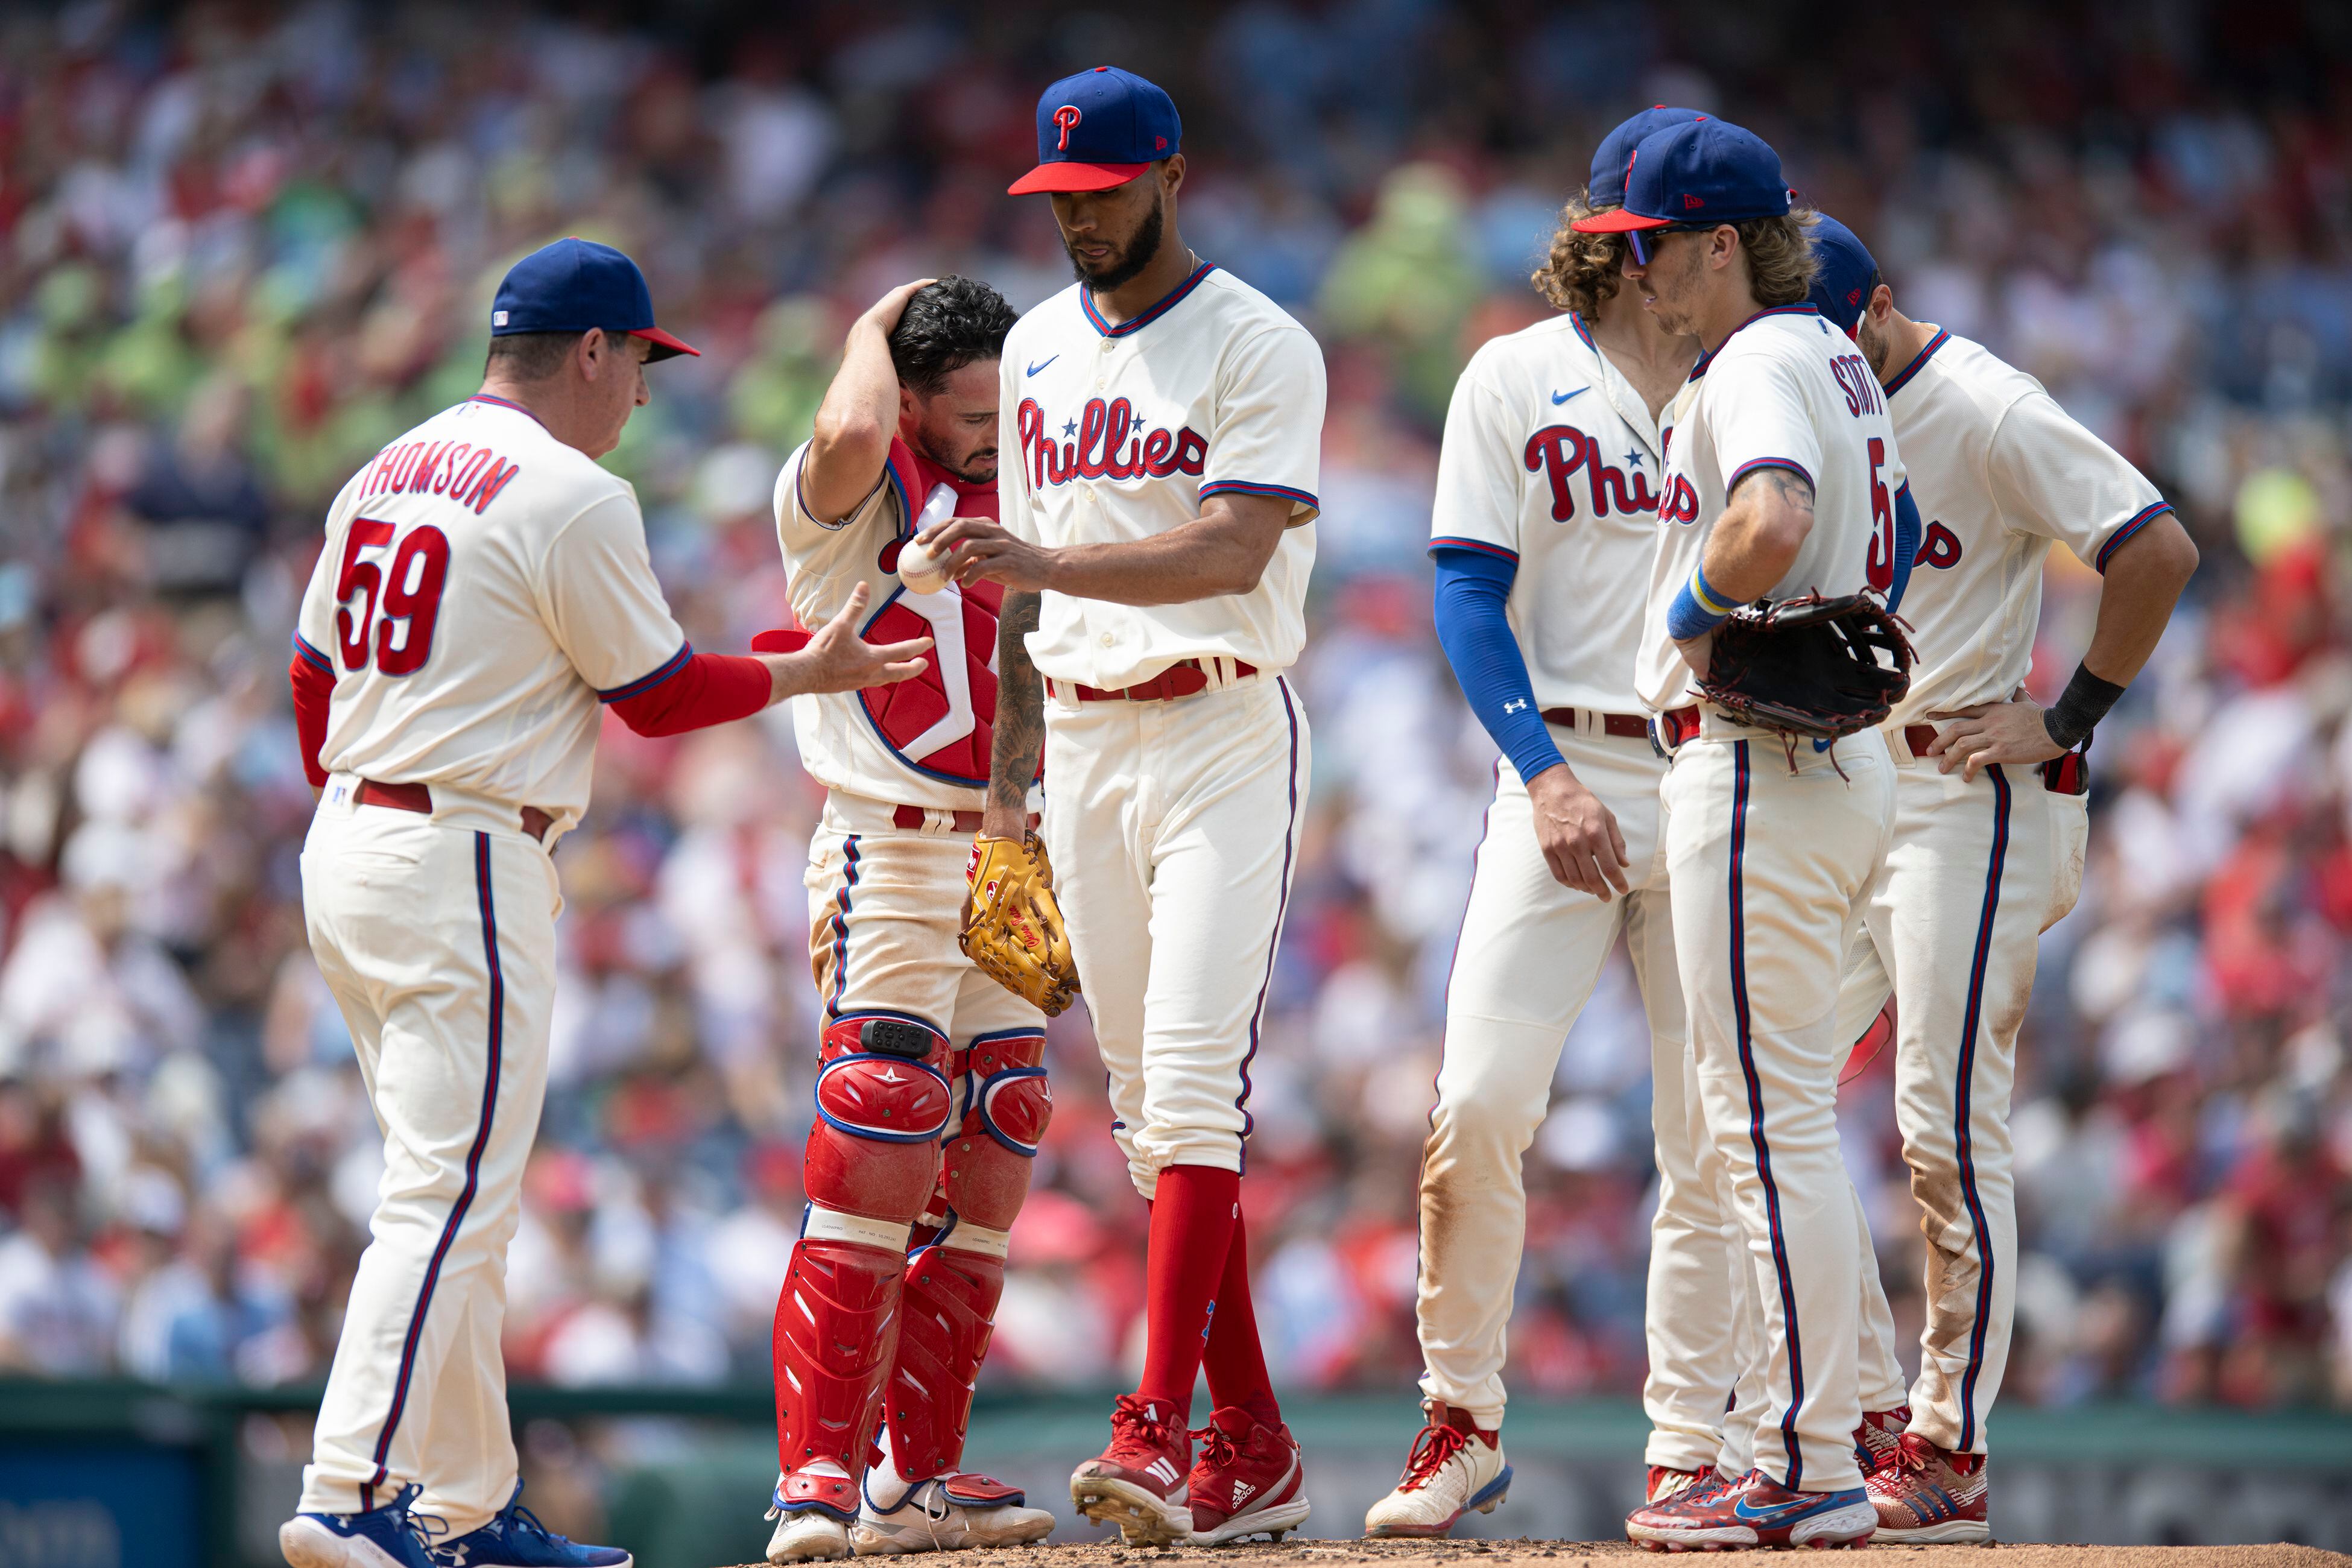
[{"xmin": 2, "ymin": 0, "xmax": 2351, "ymax": 1422}]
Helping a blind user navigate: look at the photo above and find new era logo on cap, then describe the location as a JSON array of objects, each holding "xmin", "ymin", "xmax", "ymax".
[{"xmin": 1684, "ymin": 194, "xmax": 1704, "ymax": 209}]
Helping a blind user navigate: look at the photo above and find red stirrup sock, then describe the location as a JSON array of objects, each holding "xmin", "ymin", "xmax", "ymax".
[
  {"xmin": 1134, "ymin": 1163, "xmax": 1241, "ymax": 1426},
  {"xmin": 1201, "ymin": 1209, "xmax": 1281, "ymax": 1428}
]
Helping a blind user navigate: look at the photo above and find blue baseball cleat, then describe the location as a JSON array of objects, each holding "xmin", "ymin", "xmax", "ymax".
[
  {"xmin": 280, "ymin": 1484, "xmax": 441, "ymax": 1568},
  {"xmin": 431, "ymin": 1484, "xmax": 631, "ymax": 1568}
]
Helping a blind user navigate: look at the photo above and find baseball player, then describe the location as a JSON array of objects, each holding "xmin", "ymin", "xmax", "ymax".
[
  {"xmin": 920, "ymin": 66, "xmax": 1325, "ymax": 1548},
  {"xmin": 279, "ymin": 239, "xmax": 930, "ymax": 1568},
  {"xmin": 760, "ymin": 275, "xmax": 1057, "ymax": 1561},
  {"xmin": 1357, "ymin": 106, "xmax": 1709, "ymax": 1540},
  {"xmin": 1806, "ymin": 218, "xmax": 2198, "ymax": 1541},
  {"xmin": 1582, "ymin": 119, "xmax": 1905, "ymax": 1551}
]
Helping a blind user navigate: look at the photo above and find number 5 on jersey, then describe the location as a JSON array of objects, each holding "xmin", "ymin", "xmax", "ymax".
[{"xmin": 336, "ymin": 519, "xmax": 451, "ymax": 675}]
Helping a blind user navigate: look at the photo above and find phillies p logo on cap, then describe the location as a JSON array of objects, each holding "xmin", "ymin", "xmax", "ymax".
[{"xmin": 1008, "ymin": 66, "xmax": 1183, "ymax": 195}]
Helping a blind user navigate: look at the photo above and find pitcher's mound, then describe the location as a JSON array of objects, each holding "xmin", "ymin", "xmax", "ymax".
[{"xmin": 718, "ymin": 1543, "xmax": 2349, "ymax": 1568}]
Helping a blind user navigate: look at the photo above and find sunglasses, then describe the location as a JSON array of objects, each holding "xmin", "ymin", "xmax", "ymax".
[{"xmin": 1627, "ymin": 223, "xmax": 1717, "ymax": 266}]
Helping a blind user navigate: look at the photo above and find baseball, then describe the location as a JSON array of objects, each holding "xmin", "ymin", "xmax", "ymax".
[{"xmin": 897, "ymin": 534, "xmax": 953, "ymax": 594}]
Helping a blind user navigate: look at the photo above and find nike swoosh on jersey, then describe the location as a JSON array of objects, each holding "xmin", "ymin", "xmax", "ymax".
[
  {"xmin": 1028, "ymin": 355, "xmax": 1060, "ymax": 376},
  {"xmin": 1552, "ymin": 387, "xmax": 1587, "ymax": 405}
]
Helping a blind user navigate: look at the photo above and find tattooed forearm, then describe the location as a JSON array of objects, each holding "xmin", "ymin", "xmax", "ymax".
[
  {"xmin": 989, "ymin": 590, "xmax": 1045, "ymax": 817},
  {"xmin": 1756, "ymin": 466, "xmax": 1815, "ymax": 515}
]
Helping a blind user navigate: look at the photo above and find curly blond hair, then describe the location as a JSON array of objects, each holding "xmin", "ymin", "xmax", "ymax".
[
  {"xmin": 1737, "ymin": 209, "xmax": 1822, "ymax": 307},
  {"xmin": 1532, "ymin": 191, "xmax": 1625, "ymax": 318}
]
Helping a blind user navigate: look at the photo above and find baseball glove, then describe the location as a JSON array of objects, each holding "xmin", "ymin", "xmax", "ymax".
[
  {"xmin": 1699, "ymin": 590, "xmax": 1915, "ymax": 742},
  {"xmin": 961, "ymin": 833, "xmax": 1079, "ymax": 1017}
]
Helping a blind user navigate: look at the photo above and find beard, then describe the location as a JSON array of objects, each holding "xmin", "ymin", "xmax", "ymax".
[
  {"xmin": 1855, "ymin": 314, "xmax": 1893, "ymax": 379},
  {"xmin": 914, "ymin": 429, "xmax": 997, "ymax": 486},
  {"xmin": 1066, "ymin": 193, "xmax": 1166, "ymax": 291}
]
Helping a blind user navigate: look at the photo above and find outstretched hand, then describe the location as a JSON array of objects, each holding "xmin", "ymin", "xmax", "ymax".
[{"xmin": 759, "ymin": 583, "xmax": 931, "ymax": 699}]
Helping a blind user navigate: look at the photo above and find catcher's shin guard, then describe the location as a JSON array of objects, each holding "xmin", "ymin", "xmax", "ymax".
[
  {"xmin": 883, "ymin": 1029, "xmax": 1051, "ymax": 1481},
  {"xmin": 773, "ymin": 1235, "xmax": 906, "ymax": 1507},
  {"xmin": 776, "ymin": 1014, "xmax": 953, "ymax": 1497},
  {"xmin": 886, "ymin": 1234, "xmax": 1010, "ymax": 1484}
]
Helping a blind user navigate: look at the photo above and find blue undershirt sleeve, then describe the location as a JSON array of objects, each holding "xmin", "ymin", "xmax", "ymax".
[
  {"xmin": 1431, "ymin": 545, "xmax": 1564, "ymax": 783},
  {"xmin": 1888, "ymin": 482, "xmax": 1921, "ymax": 615}
]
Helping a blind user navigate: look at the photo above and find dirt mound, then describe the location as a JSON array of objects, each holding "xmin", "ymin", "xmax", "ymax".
[{"xmin": 721, "ymin": 1541, "xmax": 2350, "ymax": 1568}]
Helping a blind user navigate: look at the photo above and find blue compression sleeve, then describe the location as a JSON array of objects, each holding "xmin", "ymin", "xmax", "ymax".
[
  {"xmin": 1888, "ymin": 482, "xmax": 1920, "ymax": 614},
  {"xmin": 1431, "ymin": 545, "xmax": 1564, "ymax": 782}
]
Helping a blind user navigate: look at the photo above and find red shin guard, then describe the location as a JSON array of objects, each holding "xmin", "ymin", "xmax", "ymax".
[
  {"xmin": 772, "ymin": 1236, "xmax": 905, "ymax": 1505},
  {"xmin": 1137, "ymin": 1163, "xmax": 1241, "ymax": 1424},
  {"xmin": 885, "ymin": 1243, "xmax": 1006, "ymax": 1482}
]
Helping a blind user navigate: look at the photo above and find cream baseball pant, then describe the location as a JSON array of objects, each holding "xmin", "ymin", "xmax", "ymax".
[
  {"xmin": 1040, "ymin": 675, "xmax": 1309, "ymax": 1197},
  {"xmin": 1409, "ymin": 726, "xmax": 1702, "ymax": 1440},
  {"xmin": 296, "ymin": 780, "xmax": 562, "ymax": 1535},
  {"xmin": 805, "ymin": 789, "xmax": 1044, "ymax": 1042},
  {"xmin": 1827, "ymin": 733, "xmax": 2090, "ymax": 1456},
  {"xmin": 1661, "ymin": 719, "xmax": 1894, "ymax": 1495}
]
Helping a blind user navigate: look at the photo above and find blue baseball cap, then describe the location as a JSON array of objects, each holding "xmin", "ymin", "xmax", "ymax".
[
  {"xmin": 490, "ymin": 238, "xmax": 698, "ymax": 361},
  {"xmin": 1008, "ymin": 66, "xmax": 1182, "ymax": 195},
  {"xmin": 1573, "ymin": 119, "xmax": 1793, "ymax": 234},
  {"xmin": 1806, "ymin": 214, "xmax": 1882, "ymax": 335},
  {"xmin": 1589, "ymin": 106, "xmax": 1709, "ymax": 209}
]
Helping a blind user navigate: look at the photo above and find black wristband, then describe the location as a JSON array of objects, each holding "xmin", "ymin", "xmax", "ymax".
[{"xmin": 2043, "ymin": 662, "xmax": 2126, "ymax": 751}]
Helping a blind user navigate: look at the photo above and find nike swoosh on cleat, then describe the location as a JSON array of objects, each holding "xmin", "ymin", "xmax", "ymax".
[
  {"xmin": 1552, "ymin": 387, "xmax": 1587, "ymax": 404},
  {"xmin": 1027, "ymin": 356, "xmax": 1059, "ymax": 376}
]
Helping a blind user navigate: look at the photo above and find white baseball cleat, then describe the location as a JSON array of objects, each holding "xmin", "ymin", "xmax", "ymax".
[
  {"xmin": 766, "ymin": 1475, "xmax": 853, "ymax": 1564},
  {"xmin": 1362, "ymin": 1405, "xmax": 1511, "ymax": 1538},
  {"xmin": 849, "ymin": 1473, "xmax": 1055, "ymax": 1555}
]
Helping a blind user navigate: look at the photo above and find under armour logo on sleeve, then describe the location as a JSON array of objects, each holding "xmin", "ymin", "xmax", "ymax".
[{"xmin": 1502, "ymin": 698, "xmax": 1528, "ymax": 715}]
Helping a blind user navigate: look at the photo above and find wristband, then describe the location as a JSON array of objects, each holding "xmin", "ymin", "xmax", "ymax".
[
  {"xmin": 2042, "ymin": 662, "xmax": 2126, "ymax": 751},
  {"xmin": 1668, "ymin": 564, "xmax": 1738, "ymax": 642}
]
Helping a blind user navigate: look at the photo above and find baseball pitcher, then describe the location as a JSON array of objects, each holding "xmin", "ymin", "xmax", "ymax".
[
  {"xmin": 280, "ymin": 240, "xmax": 928, "ymax": 1568},
  {"xmin": 922, "ymin": 66, "xmax": 1323, "ymax": 1549},
  {"xmin": 760, "ymin": 276, "xmax": 1058, "ymax": 1561}
]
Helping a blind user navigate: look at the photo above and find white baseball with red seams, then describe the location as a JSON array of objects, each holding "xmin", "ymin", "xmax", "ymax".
[
  {"xmin": 996, "ymin": 259, "xmax": 1323, "ymax": 1193},
  {"xmin": 894, "ymin": 483, "xmax": 961, "ymax": 593},
  {"xmin": 1825, "ymin": 327, "xmax": 2164, "ymax": 1462}
]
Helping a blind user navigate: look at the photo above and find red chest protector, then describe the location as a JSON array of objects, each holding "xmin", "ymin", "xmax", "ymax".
[{"xmin": 855, "ymin": 441, "xmax": 1008, "ymax": 789}]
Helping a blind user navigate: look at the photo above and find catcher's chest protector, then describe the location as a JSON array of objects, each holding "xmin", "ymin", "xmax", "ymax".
[{"xmin": 861, "ymin": 442, "xmax": 1012, "ymax": 787}]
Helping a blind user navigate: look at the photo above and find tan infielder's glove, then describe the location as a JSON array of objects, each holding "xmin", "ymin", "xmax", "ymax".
[{"xmin": 961, "ymin": 833, "xmax": 1080, "ymax": 1017}]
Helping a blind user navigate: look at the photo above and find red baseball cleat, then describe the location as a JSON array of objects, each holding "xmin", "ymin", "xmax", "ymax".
[
  {"xmin": 1645, "ymin": 1465, "xmax": 1721, "ymax": 1505},
  {"xmin": 1625, "ymin": 1468, "xmax": 1875, "ymax": 1552},
  {"xmin": 1184, "ymin": 1406, "xmax": 1312, "ymax": 1544},
  {"xmin": 1867, "ymin": 1432, "xmax": 1990, "ymax": 1544},
  {"xmin": 1069, "ymin": 1394, "xmax": 1193, "ymax": 1546},
  {"xmin": 1852, "ymin": 1405, "xmax": 1911, "ymax": 1478}
]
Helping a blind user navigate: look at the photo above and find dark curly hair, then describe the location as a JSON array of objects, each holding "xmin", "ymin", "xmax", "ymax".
[{"xmin": 889, "ymin": 275, "xmax": 1017, "ymax": 395}]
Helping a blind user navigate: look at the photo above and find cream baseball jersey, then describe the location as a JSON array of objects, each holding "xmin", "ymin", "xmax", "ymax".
[
  {"xmin": 1639, "ymin": 305, "xmax": 1909, "ymax": 712},
  {"xmin": 1432, "ymin": 312, "xmax": 1673, "ymax": 713},
  {"xmin": 773, "ymin": 437, "xmax": 1011, "ymax": 809},
  {"xmin": 1877, "ymin": 328, "xmax": 2172, "ymax": 728},
  {"xmin": 999, "ymin": 262, "xmax": 1326, "ymax": 690},
  {"xmin": 293, "ymin": 394, "xmax": 688, "ymax": 833}
]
